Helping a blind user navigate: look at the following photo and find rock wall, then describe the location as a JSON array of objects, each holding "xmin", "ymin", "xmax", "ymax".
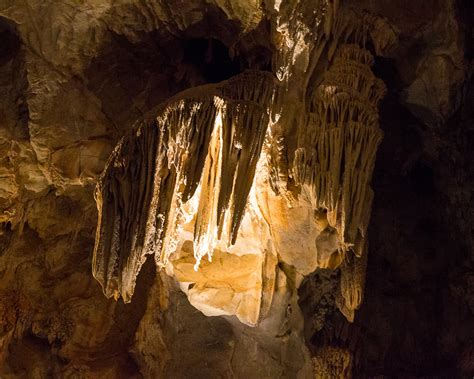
[{"xmin": 0, "ymin": 0, "xmax": 472, "ymax": 377}]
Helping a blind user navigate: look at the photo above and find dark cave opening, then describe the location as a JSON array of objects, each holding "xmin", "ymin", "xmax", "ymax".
[
  {"xmin": 182, "ymin": 38, "xmax": 242, "ymax": 83},
  {"xmin": 0, "ymin": 18, "xmax": 20, "ymax": 66}
]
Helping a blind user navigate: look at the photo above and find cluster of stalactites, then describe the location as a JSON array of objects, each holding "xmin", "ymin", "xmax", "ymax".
[
  {"xmin": 92, "ymin": 70, "xmax": 280, "ymax": 302},
  {"xmin": 292, "ymin": 42, "xmax": 385, "ymax": 317}
]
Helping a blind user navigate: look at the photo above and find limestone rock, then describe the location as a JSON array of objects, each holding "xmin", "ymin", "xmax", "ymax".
[{"xmin": 0, "ymin": 0, "xmax": 472, "ymax": 377}]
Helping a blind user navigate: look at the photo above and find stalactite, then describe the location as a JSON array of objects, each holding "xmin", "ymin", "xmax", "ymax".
[
  {"xmin": 293, "ymin": 43, "xmax": 384, "ymax": 251},
  {"xmin": 92, "ymin": 70, "xmax": 279, "ymax": 302},
  {"xmin": 92, "ymin": 5, "xmax": 385, "ymax": 332},
  {"xmin": 293, "ymin": 28, "xmax": 385, "ymax": 320},
  {"xmin": 93, "ymin": 117, "xmax": 161, "ymax": 301},
  {"xmin": 339, "ymin": 241, "xmax": 369, "ymax": 317}
]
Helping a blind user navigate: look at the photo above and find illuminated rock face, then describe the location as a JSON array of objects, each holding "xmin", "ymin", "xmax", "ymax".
[{"xmin": 92, "ymin": 5, "xmax": 385, "ymax": 331}]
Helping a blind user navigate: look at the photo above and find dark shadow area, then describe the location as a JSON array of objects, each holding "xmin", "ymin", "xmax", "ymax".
[
  {"xmin": 351, "ymin": 42, "xmax": 474, "ymax": 376},
  {"xmin": 182, "ymin": 38, "xmax": 241, "ymax": 83},
  {"xmin": 0, "ymin": 17, "xmax": 29, "ymax": 141},
  {"xmin": 409, "ymin": 162, "xmax": 435, "ymax": 196},
  {"xmin": 300, "ymin": 20, "xmax": 474, "ymax": 374},
  {"xmin": 0, "ymin": 17, "xmax": 20, "ymax": 66}
]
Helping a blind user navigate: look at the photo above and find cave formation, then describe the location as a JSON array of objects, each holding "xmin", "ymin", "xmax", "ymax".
[{"xmin": 0, "ymin": 0, "xmax": 473, "ymax": 378}]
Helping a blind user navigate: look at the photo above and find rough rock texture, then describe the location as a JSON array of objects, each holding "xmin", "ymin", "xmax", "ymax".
[{"xmin": 0, "ymin": 0, "xmax": 472, "ymax": 378}]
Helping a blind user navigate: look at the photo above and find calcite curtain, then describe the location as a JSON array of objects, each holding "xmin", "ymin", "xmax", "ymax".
[{"xmin": 92, "ymin": 4, "xmax": 385, "ymax": 326}]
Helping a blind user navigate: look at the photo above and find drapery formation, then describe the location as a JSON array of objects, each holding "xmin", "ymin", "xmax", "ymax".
[
  {"xmin": 92, "ymin": 7, "xmax": 386, "ymax": 324},
  {"xmin": 288, "ymin": 9, "xmax": 386, "ymax": 320},
  {"xmin": 92, "ymin": 71, "xmax": 280, "ymax": 302},
  {"xmin": 293, "ymin": 43, "xmax": 385, "ymax": 299}
]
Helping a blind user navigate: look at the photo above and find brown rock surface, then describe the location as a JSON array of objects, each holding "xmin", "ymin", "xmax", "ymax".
[{"xmin": 0, "ymin": 0, "xmax": 472, "ymax": 377}]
